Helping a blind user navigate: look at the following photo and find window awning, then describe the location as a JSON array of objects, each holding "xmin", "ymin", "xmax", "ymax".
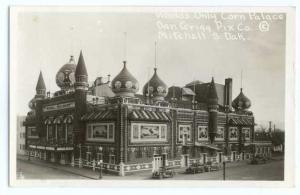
[
  {"xmin": 63, "ymin": 115, "xmax": 74, "ymax": 124},
  {"xmin": 194, "ymin": 142, "xmax": 222, "ymax": 151},
  {"xmin": 130, "ymin": 109, "xmax": 171, "ymax": 121},
  {"xmin": 53, "ymin": 116, "xmax": 63, "ymax": 124},
  {"xmin": 229, "ymin": 118, "xmax": 253, "ymax": 125},
  {"xmin": 44, "ymin": 118, "xmax": 53, "ymax": 125},
  {"xmin": 81, "ymin": 110, "xmax": 115, "ymax": 121}
]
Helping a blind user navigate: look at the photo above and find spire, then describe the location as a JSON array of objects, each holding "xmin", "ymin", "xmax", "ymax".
[
  {"xmin": 207, "ymin": 77, "xmax": 218, "ymax": 105},
  {"xmin": 241, "ymin": 70, "xmax": 243, "ymax": 89},
  {"xmin": 154, "ymin": 41, "xmax": 157, "ymax": 69},
  {"xmin": 36, "ymin": 71, "xmax": 46, "ymax": 91},
  {"xmin": 75, "ymin": 50, "xmax": 88, "ymax": 77},
  {"xmin": 123, "ymin": 32, "xmax": 127, "ymax": 62}
]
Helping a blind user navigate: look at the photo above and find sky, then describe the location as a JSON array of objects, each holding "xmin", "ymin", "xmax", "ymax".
[{"xmin": 12, "ymin": 8, "xmax": 286, "ymax": 129}]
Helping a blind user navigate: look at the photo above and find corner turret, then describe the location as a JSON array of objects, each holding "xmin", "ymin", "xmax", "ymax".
[
  {"xmin": 207, "ymin": 77, "xmax": 219, "ymax": 143},
  {"xmin": 74, "ymin": 50, "xmax": 88, "ymax": 91},
  {"xmin": 35, "ymin": 71, "xmax": 46, "ymax": 98}
]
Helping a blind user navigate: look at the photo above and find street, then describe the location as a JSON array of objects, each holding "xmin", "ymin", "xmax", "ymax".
[
  {"xmin": 16, "ymin": 157, "xmax": 284, "ymax": 180},
  {"xmin": 168, "ymin": 159, "xmax": 284, "ymax": 180}
]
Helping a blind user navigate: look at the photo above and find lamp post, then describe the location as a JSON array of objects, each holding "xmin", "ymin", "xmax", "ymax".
[
  {"xmin": 98, "ymin": 146, "xmax": 103, "ymax": 179},
  {"xmin": 223, "ymin": 156, "xmax": 227, "ymax": 180},
  {"xmin": 28, "ymin": 149, "xmax": 31, "ymax": 161}
]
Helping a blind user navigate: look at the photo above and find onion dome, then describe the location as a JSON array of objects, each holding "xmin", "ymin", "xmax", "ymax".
[
  {"xmin": 232, "ymin": 88, "xmax": 251, "ymax": 110},
  {"xmin": 111, "ymin": 61, "xmax": 139, "ymax": 97},
  {"xmin": 207, "ymin": 77, "xmax": 219, "ymax": 106},
  {"xmin": 56, "ymin": 55, "xmax": 76, "ymax": 90},
  {"xmin": 143, "ymin": 68, "xmax": 168, "ymax": 101}
]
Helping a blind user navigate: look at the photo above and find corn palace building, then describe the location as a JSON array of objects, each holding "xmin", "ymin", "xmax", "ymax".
[{"xmin": 23, "ymin": 51, "xmax": 272, "ymax": 176}]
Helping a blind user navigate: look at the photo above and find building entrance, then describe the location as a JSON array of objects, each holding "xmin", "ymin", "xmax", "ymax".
[
  {"xmin": 232, "ymin": 151, "xmax": 236, "ymax": 161},
  {"xmin": 181, "ymin": 154, "xmax": 189, "ymax": 167},
  {"xmin": 218, "ymin": 152, "xmax": 223, "ymax": 163},
  {"xmin": 153, "ymin": 155, "xmax": 163, "ymax": 172}
]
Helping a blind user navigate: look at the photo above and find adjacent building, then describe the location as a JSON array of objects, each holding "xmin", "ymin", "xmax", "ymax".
[
  {"xmin": 23, "ymin": 51, "xmax": 272, "ymax": 176},
  {"xmin": 17, "ymin": 115, "xmax": 26, "ymax": 155}
]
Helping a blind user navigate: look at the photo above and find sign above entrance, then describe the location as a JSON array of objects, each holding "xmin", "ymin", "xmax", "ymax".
[{"xmin": 43, "ymin": 102, "xmax": 75, "ymax": 112}]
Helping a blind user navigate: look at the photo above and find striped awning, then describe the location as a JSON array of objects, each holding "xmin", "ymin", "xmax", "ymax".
[
  {"xmin": 194, "ymin": 142, "xmax": 222, "ymax": 151},
  {"xmin": 81, "ymin": 110, "xmax": 115, "ymax": 121},
  {"xmin": 53, "ymin": 116, "xmax": 63, "ymax": 124},
  {"xmin": 130, "ymin": 109, "xmax": 171, "ymax": 121},
  {"xmin": 44, "ymin": 118, "xmax": 53, "ymax": 125},
  {"xmin": 229, "ymin": 118, "xmax": 253, "ymax": 125},
  {"xmin": 63, "ymin": 115, "xmax": 74, "ymax": 124}
]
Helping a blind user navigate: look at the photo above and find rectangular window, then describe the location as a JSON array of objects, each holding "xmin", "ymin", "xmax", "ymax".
[
  {"xmin": 161, "ymin": 126, "xmax": 166, "ymax": 139},
  {"xmin": 57, "ymin": 124, "xmax": 64, "ymax": 141},
  {"xmin": 96, "ymin": 153, "xmax": 103, "ymax": 162},
  {"xmin": 86, "ymin": 123, "xmax": 115, "ymax": 142},
  {"xmin": 108, "ymin": 124, "xmax": 114, "ymax": 139},
  {"xmin": 133, "ymin": 125, "xmax": 139, "ymax": 139},
  {"xmin": 198, "ymin": 126, "xmax": 208, "ymax": 140},
  {"xmin": 215, "ymin": 127, "xmax": 225, "ymax": 140},
  {"xmin": 27, "ymin": 127, "xmax": 38, "ymax": 138},
  {"xmin": 178, "ymin": 124, "xmax": 192, "ymax": 141},
  {"xmin": 109, "ymin": 155, "xmax": 116, "ymax": 164},
  {"xmin": 242, "ymin": 128, "xmax": 251, "ymax": 140},
  {"xmin": 86, "ymin": 152, "xmax": 91, "ymax": 162},
  {"xmin": 229, "ymin": 127, "xmax": 238, "ymax": 141},
  {"xmin": 131, "ymin": 123, "xmax": 167, "ymax": 142}
]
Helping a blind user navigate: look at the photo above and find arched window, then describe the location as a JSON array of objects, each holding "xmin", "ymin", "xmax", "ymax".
[
  {"xmin": 53, "ymin": 116, "xmax": 63, "ymax": 142},
  {"xmin": 63, "ymin": 115, "xmax": 73, "ymax": 143},
  {"xmin": 44, "ymin": 118, "xmax": 53, "ymax": 141}
]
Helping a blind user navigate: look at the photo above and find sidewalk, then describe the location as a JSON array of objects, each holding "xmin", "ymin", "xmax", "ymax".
[
  {"xmin": 17, "ymin": 155, "xmax": 252, "ymax": 180},
  {"xmin": 18, "ymin": 155, "xmax": 113, "ymax": 180}
]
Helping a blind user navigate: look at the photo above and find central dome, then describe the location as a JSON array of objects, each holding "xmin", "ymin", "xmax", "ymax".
[
  {"xmin": 111, "ymin": 61, "xmax": 139, "ymax": 97},
  {"xmin": 143, "ymin": 68, "xmax": 168, "ymax": 101},
  {"xmin": 232, "ymin": 88, "xmax": 251, "ymax": 110},
  {"xmin": 56, "ymin": 56, "xmax": 76, "ymax": 90}
]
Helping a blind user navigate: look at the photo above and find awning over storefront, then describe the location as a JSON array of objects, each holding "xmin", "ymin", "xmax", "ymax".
[
  {"xmin": 194, "ymin": 142, "xmax": 222, "ymax": 151},
  {"xmin": 81, "ymin": 110, "xmax": 115, "ymax": 121},
  {"xmin": 229, "ymin": 118, "xmax": 253, "ymax": 125},
  {"xmin": 53, "ymin": 116, "xmax": 63, "ymax": 124},
  {"xmin": 244, "ymin": 142, "xmax": 272, "ymax": 146},
  {"xmin": 44, "ymin": 117, "xmax": 53, "ymax": 125},
  {"xmin": 29, "ymin": 144, "xmax": 74, "ymax": 151},
  {"xmin": 129, "ymin": 109, "xmax": 171, "ymax": 121},
  {"xmin": 63, "ymin": 115, "xmax": 74, "ymax": 123}
]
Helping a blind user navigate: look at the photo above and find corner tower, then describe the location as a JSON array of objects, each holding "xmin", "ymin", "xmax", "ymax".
[
  {"xmin": 74, "ymin": 50, "xmax": 88, "ymax": 144},
  {"xmin": 29, "ymin": 71, "xmax": 46, "ymax": 110},
  {"xmin": 207, "ymin": 77, "xmax": 219, "ymax": 143},
  {"xmin": 35, "ymin": 71, "xmax": 46, "ymax": 98},
  {"xmin": 75, "ymin": 51, "xmax": 88, "ymax": 91}
]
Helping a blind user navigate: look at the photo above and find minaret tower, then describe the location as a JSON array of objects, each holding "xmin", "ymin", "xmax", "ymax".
[
  {"xmin": 74, "ymin": 50, "xmax": 88, "ymax": 144},
  {"xmin": 28, "ymin": 71, "xmax": 46, "ymax": 110},
  {"xmin": 74, "ymin": 51, "xmax": 88, "ymax": 91},
  {"xmin": 207, "ymin": 77, "xmax": 219, "ymax": 144},
  {"xmin": 35, "ymin": 71, "xmax": 46, "ymax": 98}
]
